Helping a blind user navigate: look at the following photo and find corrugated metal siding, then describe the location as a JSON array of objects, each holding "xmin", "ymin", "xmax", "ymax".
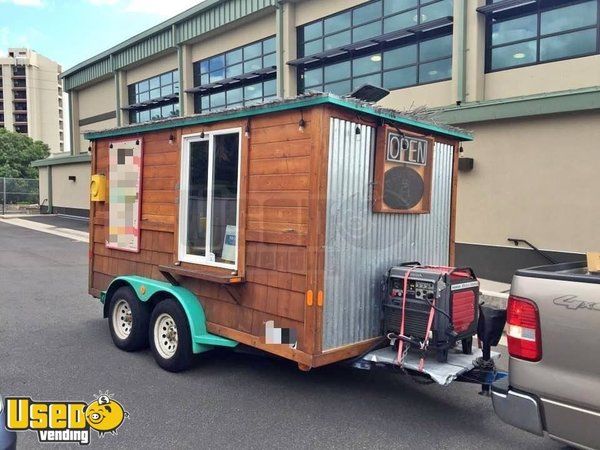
[
  {"xmin": 63, "ymin": 58, "xmax": 112, "ymax": 91},
  {"xmin": 322, "ymin": 118, "xmax": 454, "ymax": 350},
  {"xmin": 175, "ymin": 0, "xmax": 276, "ymax": 43},
  {"xmin": 113, "ymin": 29, "xmax": 174, "ymax": 69}
]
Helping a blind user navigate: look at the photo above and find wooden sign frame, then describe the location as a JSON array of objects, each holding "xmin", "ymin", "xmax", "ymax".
[{"xmin": 373, "ymin": 125, "xmax": 434, "ymax": 214}]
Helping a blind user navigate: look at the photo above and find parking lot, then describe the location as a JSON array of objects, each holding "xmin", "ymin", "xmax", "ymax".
[{"xmin": 0, "ymin": 221, "xmax": 560, "ymax": 449}]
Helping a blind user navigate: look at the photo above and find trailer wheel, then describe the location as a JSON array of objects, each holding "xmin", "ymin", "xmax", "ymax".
[
  {"xmin": 149, "ymin": 299, "xmax": 193, "ymax": 372},
  {"xmin": 108, "ymin": 286, "xmax": 150, "ymax": 351}
]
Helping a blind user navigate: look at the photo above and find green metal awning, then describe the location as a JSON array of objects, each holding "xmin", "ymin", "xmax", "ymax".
[{"xmin": 84, "ymin": 94, "xmax": 473, "ymax": 142}]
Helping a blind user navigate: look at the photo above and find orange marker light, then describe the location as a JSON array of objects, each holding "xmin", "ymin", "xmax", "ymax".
[{"xmin": 306, "ymin": 290, "xmax": 314, "ymax": 306}]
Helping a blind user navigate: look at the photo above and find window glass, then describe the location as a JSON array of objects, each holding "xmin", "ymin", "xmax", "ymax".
[
  {"xmin": 210, "ymin": 69, "xmax": 225, "ymax": 82},
  {"xmin": 353, "ymin": 73, "xmax": 382, "ymax": 89},
  {"xmin": 263, "ymin": 37, "xmax": 276, "ymax": 54},
  {"xmin": 264, "ymin": 79, "xmax": 277, "ymax": 97},
  {"xmin": 540, "ymin": 28, "xmax": 597, "ymax": 61},
  {"xmin": 324, "ymin": 11, "xmax": 351, "ymax": 34},
  {"xmin": 244, "ymin": 42, "xmax": 262, "ymax": 60},
  {"xmin": 384, "ymin": 11, "xmax": 415, "ymax": 33},
  {"xmin": 226, "ymin": 48, "xmax": 243, "ymax": 65},
  {"xmin": 419, "ymin": 58, "xmax": 452, "ymax": 83},
  {"xmin": 304, "ymin": 40, "xmax": 323, "ymax": 56},
  {"xmin": 353, "ymin": 22, "xmax": 382, "ymax": 42},
  {"xmin": 420, "ymin": 0, "xmax": 453, "ymax": 23},
  {"xmin": 492, "ymin": 15, "xmax": 537, "ymax": 46},
  {"xmin": 304, "ymin": 67, "xmax": 323, "ymax": 87},
  {"xmin": 211, "ymin": 91, "xmax": 226, "ymax": 108},
  {"xmin": 353, "ymin": 54, "xmax": 382, "ymax": 77},
  {"xmin": 186, "ymin": 140, "xmax": 209, "ymax": 258},
  {"xmin": 324, "ymin": 30, "xmax": 351, "ymax": 50},
  {"xmin": 244, "ymin": 83, "xmax": 263, "ymax": 100},
  {"xmin": 353, "ymin": 1, "xmax": 382, "ymax": 26},
  {"xmin": 383, "ymin": 0, "xmax": 417, "ymax": 15},
  {"xmin": 149, "ymin": 77, "xmax": 160, "ymax": 89},
  {"xmin": 226, "ymin": 63, "xmax": 243, "ymax": 78},
  {"xmin": 324, "ymin": 80, "xmax": 352, "ymax": 95},
  {"xmin": 420, "ymin": 34, "xmax": 452, "ymax": 61},
  {"xmin": 263, "ymin": 53, "xmax": 277, "ymax": 68},
  {"xmin": 211, "ymin": 134, "xmax": 240, "ymax": 264},
  {"xmin": 243, "ymin": 57, "xmax": 262, "ymax": 73},
  {"xmin": 303, "ymin": 21, "xmax": 322, "ymax": 41},
  {"xmin": 324, "ymin": 61, "xmax": 351, "ymax": 83},
  {"xmin": 541, "ymin": 1, "xmax": 597, "ymax": 35},
  {"xmin": 227, "ymin": 87, "xmax": 243, "ymax": 104},
  {"xmin": 384, "ymin": 45, "xmax": 417, "ymax": 69},
  {"xmin": 491, "ymin": 40, "xmax": 537, "ymax": 70},
  {"xmin": 210, "ymin": 55, "xmax": 225, "ymax": 72},
  {"xmin": 160, "ymin": 72, "xmax": 172, "ymax": 86}
]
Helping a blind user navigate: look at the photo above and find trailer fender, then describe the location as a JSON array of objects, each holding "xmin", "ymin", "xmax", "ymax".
[{"xmin": 102, "ymin": 275, "xmax": 238, "ymax": 353}]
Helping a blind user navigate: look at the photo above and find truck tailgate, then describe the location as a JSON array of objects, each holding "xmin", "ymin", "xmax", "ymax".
[{"xmin": 510, "ymin": 272, "xmax": 600, "ymax": 445}]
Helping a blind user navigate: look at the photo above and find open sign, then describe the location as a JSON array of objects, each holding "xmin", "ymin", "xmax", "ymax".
[{"xmin": 386, "ymin": 133, "xmax": 428, "ymax": 166}]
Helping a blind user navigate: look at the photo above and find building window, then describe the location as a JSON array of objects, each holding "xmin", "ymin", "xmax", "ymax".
[
  {"xmin": 486, "ymin": 0, "xmax": 600, "ymax": 72},
  {"xmin": 15, "ymin": 125, "xmax": 28, "ymax": 134},
  {"xmin": 127, "ymin": 69, "xmax": 180, "ymax": 124},
  {"xmin": 178, "ymin": 129, "xmax": 241, "ymax": 269},
  {"xmin": 297, "ymin": 0, "xmax": 453, "ymax": 95},
  {"xmin": 193, "ymin": 36, "xmax": 277, "ymax": 113},
  {"xmin": 14, "ymin": 113, "xmax": 27, "ymax": 123}
]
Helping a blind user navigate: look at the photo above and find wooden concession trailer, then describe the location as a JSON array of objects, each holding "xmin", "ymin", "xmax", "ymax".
[{"xmin": 86, "ymin": 94, "xmax": 473, "ymax": 373}]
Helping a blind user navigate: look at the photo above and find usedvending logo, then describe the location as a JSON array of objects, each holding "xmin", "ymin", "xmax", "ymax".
[{"xmin": 4, "ymin": 391, "xmax": 129, "ymax": 445}]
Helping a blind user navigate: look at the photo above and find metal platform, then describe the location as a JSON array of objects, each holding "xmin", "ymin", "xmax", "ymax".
[{"xmin": 360, "ymin": 346, "xmax": 501, "ymax": 386}]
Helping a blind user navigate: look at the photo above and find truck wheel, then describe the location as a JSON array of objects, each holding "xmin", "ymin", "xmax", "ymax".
[
  {"xmin": 108, "ymin": 286, "xmax": 150, "ymax": 351},
  {"xmin": 149, "ymin": 299, "xmax": 193, "ymax": 372}
]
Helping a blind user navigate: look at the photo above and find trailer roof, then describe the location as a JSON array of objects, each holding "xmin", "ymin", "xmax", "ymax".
[{"xmin": 84, "ymin": 93, "xmax": 473, "ymax": 142}]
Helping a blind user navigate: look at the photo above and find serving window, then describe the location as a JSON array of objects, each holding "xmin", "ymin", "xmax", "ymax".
[{"xmin": 178, "ymin": 128, "xmax": 242, "ymax": 269}]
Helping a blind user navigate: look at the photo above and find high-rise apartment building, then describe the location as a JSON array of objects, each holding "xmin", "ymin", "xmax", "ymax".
[{"xmin": 0, "ymin": 48, "xmax": 64, "ymax": 153}]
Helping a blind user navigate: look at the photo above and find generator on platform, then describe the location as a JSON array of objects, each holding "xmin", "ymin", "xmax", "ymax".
[{"xmin": 383, "ymin": 263, "xmax": 480, "ymax": 363}]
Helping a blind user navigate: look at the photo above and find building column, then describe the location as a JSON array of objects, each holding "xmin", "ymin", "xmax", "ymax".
[
  {"xmin": 464, "ymin": 0, "xmax": 487, "ymax": 103},
  {"xmin": 276, "ymin": 1, "xmax": 297, "ymax": 98},
  {"xmin": 115, "ymin": 70, "xmax": 128, "ymax": 126},
  {"xmin": 179, "ymin": 44, "xmax": 194, "ymax": 116},
  {"xmin": 47, "ymin": 165, "xmax": 53, "ymax": 214},
  {"xmin": 69, "ymin": 90, "xmax": 80, "ymax": 155}
]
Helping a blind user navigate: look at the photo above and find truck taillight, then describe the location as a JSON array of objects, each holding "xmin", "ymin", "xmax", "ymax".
[{"xmin": 506, "ymin": 295, "xmax": 542, "ymax": 362}]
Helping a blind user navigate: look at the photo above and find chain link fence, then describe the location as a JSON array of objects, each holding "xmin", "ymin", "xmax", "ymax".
[{"xmin": 0, "ymin": 177, "xmax": 40, "ymax": 215}]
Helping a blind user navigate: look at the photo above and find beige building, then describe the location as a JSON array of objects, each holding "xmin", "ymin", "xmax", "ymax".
[
  {"xmin": 35, "ymin": 0, "xmax": 600, "ymax": 281},
  {"xmin": 1, "ymin": 48, "xmax": 64, "ymax": 152}
]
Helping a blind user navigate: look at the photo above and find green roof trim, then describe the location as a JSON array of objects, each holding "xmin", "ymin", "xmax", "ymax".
[
  {"xmin": 84, "ymin": 94, "xmax": 473, "ymax": 142},
  {"xmin": 436, "ymin": 86, "xmax": 600, "ymax": 125},
  {"xmin": 31, "ymin": 153, "xmax": 91, "ymax": 168}
]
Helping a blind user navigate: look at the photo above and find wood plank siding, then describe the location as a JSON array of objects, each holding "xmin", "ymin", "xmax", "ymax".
[{"xmin": 90, "ymin": 108, "xmax": 324, "ymax": 366}]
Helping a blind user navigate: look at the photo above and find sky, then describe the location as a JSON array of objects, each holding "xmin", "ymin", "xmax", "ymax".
[{"xmin": 0, "ymin": 0, "xmax": 206, "ymax": 70}]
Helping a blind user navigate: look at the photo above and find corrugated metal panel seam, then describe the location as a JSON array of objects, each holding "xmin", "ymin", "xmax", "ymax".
[
  {"xmin": 64, "ymin": 0, "xmax": 276, "ymax": 91},
  {"xmin": 322, "ymin": 118, "xmax": 454, "ymax": 350}
]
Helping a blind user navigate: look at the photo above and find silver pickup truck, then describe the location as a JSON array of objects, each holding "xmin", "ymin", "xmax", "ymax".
[{"xmin": 491, "ymin": 261, "xmax": 600, "ymax": 449}]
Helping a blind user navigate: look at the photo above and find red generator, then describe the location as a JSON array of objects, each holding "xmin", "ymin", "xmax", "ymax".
[{"xmin": 383, "ymin": 263, "xmax": 480, "ymax": 362}]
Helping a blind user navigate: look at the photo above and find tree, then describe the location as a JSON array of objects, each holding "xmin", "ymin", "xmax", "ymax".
[{"xmin": 0, "ymin": 128, "xmax": 50, "ymax": 179}]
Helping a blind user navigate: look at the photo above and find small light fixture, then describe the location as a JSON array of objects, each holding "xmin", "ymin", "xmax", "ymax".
[
  {"xmin": 169, "ymin": 133, "xmax": 175, "ymax": 145},
  {"xmin": 428, "ymin": 70, "xmax": 438, "ymax": 76},
  {"xmin": 135, "ymin": 139, "xmax": 140, "ymax": 145},
  {"xmin": 513, "ymin": 52, "xmax": 526, "ymax": 59},
  {"xmin": 370, "ymin": 54, "xmax": 382, "ymax": 62},
  {"xmin": 88, "ymin": 145, "xmax": 92, "ymax": 152},
  {"xmin": 355, "ymin": 125, "xmax": 361, "ymax": 135},
  {"xmin": 68, "ymin": 175, "xmax": 76, "ymax": 182},
  {"xmin": 244, "ymin": 122, "xmax": 250, "ymax": 138},
  {"xmin": 109, "ymin": 143, "xmax": 113, "ymax": 149},
  {"xmin": 200, "ymin": 130, "xmax": 205, "ymax": 138},
  {"xmin": 298, "ymin": 111, "xmax": 306, "ymax": 133}
]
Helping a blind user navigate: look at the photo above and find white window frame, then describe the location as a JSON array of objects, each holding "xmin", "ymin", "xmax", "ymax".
[{"xmin": 178, "ymin": 127, "xmax": 242, "ymax": 269}]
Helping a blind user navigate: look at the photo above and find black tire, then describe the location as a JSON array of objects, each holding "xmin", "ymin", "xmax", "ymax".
[
  {"xmin": 149, "ymin": 299, "xmax": 193, "ymax": 372},
  {"xmin": 108, "ymin": 286, "xmax": 150, "ymax": 351}
]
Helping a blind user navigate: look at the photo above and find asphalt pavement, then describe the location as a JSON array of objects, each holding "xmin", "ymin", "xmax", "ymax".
[{"xmin": 0, "ymin": 221, "xmax": 562, "ymax": 449}]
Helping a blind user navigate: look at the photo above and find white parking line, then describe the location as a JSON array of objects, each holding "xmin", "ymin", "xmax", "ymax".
[{"xmin": 0, "ymin": 218, "xmax": 89, "ymax": 243}]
